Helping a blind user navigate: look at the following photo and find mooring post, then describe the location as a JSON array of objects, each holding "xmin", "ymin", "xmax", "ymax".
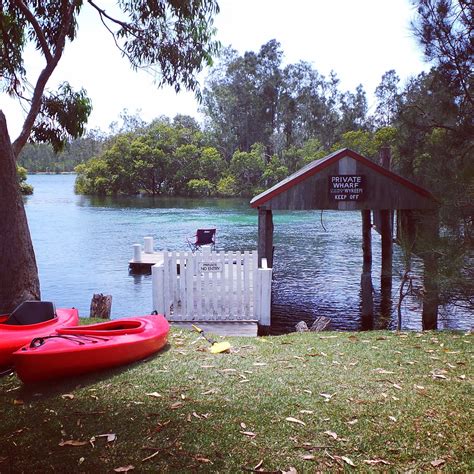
[
  {"xmin": 379, "ymin": 147, "xmax": 393, "ymax": 325},
  {"xmin": 421, "ymin": 209, "xmax": 440, "ymax": 329},
  {"xmin": 361, "ymin": 209, "xmax": 374, "ymax": 327},
  {"xmin": 258, "ymin": 208, "xmax": 274, "ymax": 268}
]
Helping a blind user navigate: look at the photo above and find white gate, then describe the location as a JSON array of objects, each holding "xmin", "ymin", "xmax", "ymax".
[{"xmin": 152, "ymin": 249, "xmax": 272, "ymax": 324}]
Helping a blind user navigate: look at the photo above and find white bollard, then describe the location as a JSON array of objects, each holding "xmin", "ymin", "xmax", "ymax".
[
  {"xmin": 144, "ymin": 236, "xmax": 154, "ymax": 254},
  {"xmin": 133, "ymin": 244, "xmax": 142, "ymax": 262}
]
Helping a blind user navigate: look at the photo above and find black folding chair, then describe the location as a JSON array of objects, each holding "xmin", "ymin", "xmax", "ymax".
[{"xmin": 187, "ymin": 228, "xmax": 216, "ymax": 252}]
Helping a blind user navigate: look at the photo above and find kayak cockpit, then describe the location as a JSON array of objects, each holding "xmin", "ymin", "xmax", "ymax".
[{"xmin": 0, "ymin": 301, "xmax": 56, "ymax": 326}]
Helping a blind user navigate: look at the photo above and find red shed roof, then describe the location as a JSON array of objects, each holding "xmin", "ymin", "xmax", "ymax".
[{"xmin": 250, "ymin": 148, "xmax": 436, "ymax": 208}]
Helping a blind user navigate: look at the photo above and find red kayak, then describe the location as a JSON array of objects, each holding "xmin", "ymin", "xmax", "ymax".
[
  {"xmin": 0, "ymin": 301, "xmax": 79, "ymax": 369},
  {"xmin": 13, "ymin": 314, "xmax": 169, "ymax": 383}
]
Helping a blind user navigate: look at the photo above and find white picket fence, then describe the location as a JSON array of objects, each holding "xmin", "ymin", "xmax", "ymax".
[{"xmin": 152, "ymin": 249, "xmax": 272, "ymax": 324}]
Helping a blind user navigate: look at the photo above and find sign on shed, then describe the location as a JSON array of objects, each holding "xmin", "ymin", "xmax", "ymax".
[{"xmin": 328, "ymin": 175, "xmax": 365, "ymax": 201}]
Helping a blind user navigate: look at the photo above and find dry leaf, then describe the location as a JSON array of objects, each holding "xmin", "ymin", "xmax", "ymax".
[
  {"xmin": 431, "ymin": 373, "xmax": 448, "ymax": 380},
  {"xmin": 61, "ymin": 394, "xmax": 75, "ymax": 400},
  {"xmin": 347, "ymin": 419, "xmax": 358, "ymax": 425},
  {"xmin": 324, "ymin": 431, "xmax": 338, "ymax": 440},
  {"xmin": 170, "ymin": 402, "xmax": 184, "ymax": 409},
  {"xmin": 13, "ymin": 399, "xmax": 24, "ymax": 405},
  {"xmin": 389, "ymin": 416, "xmax": 397, "ymax": 422},
  {"xmin": 194, "ymin": 455, "xmax": 212, "ymax": 463},
  {"xmin": 431, "ymin": 459, "xmax": 446, "ymax": 467},
  {"xmin": 374, "ymin": 368, "xmax": 394, "ymax": 374},
  {"xmin": 240, "ymin": 422, "xmax": 247, "ymax": 429},
  {"xmin": 340, "ymin": 456, "xmax": 356, "ymax": 467},
  {"xmin": 281, "ymin": 468, "xmax": 298, "ymax": 474},
  {"xmin": 364, "ymin": 459, "xmax": 391, "ymax": 465},
  {"xmin": 97, "ymin": 433, "xmax": 116, "ymax": 442},
  {"xmin": 240, "ymin": 431, "xmax": 257, "ymax": 438},
  {"xmin": 145, "ymin": 392, "xmax": 162, "ymax": 398},
  {"xmin": 254, "ymin": 460, "xmax": 264, "ymax": 470},
  {"xmin": 319, "ymin": 393, "xmax": 334, "ymax": 401},
  {"xmin": 300, "ymin": 410, "xmax": 314, "ymax": 414},
  {"xmin": 114, "ymin": 466, "xmax": 135, "ymax": 472},
  {"xmin": 302, "ymin": 454, "xmax": 315, "ymax": 460},
  {"xmin": 286, "ymin": 417, "xmax": 306, "ymax": 426},
  {"xmin": 59, "ymin": 440, "xmax": 88, "ymax": 447}
]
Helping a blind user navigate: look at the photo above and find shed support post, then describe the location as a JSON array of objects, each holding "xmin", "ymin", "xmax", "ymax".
[
  {"xmin": 361, "ymin": 210, "xmax": 373, "ymax": 328},
  {"xmin": 421, "ymin": 210, "xmax": 439, "ymax": 329},
  {"xmin": 258, "ymin": 208, "xmax": 274, "ymax": 268},
  {"xmin": 380, "ymin": 209, "xmax": 393, "ymax": 325}
]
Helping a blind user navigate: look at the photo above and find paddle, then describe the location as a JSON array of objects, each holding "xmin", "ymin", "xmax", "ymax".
[{"xmin": 192, "ymin": 325, "xmax": 231, "ymax": 354}]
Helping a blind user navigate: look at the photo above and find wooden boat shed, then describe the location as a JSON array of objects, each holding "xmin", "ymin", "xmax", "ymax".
[{"xmin": 250, "ymin": 148, "xmax": 439, "ymax": 332}]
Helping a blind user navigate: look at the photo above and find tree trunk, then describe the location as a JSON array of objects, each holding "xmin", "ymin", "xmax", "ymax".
[{"xmin": 0, "ymin": 111, "xmax": 40, "ymax": 313}]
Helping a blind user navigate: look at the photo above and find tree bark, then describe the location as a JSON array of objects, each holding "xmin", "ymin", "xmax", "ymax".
[{"xmin": 0, "ymin": 111, "xmax": 40, "ymax": 313}]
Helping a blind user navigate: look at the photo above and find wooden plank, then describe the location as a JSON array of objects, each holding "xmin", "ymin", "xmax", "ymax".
[
  {"xmin": 185, "ymin": 253, "xmax": 194, "ymax": 319},
  {"xmin": 235, "ymin": 251, "xmax": 243, "ymax": 319},
  {"xmin": 195, "ymin": 252, "xmax": 202, "ymax": 319},
  {"xmin": 171, "ymin": 321, "xmax": 258, "ymax": 337}
]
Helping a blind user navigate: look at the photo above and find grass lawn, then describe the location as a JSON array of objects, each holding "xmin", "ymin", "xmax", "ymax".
[{"xmin": 0, "ymin": 325, "xmax": 472, "ymax": 472}]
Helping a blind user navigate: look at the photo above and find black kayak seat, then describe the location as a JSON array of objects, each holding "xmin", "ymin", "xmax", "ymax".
[{"xmin": 4, "ymin": 301, "xmax": 56, "ymax": 325}]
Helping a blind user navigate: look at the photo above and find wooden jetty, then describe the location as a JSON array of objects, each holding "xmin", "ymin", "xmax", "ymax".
[{"xmin": 251, "ymin": 147, "xmax": 439, "ymax": 330}]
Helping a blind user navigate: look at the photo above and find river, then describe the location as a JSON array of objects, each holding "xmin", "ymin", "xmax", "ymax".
[{"xmin": 24, "ymin": 174, "xmax": 471, "ymax": 333}]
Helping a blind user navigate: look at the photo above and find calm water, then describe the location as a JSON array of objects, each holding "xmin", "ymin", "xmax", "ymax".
[{"xmin": 24, "ymin": 174, "xmax": 471, "ymax": 332}]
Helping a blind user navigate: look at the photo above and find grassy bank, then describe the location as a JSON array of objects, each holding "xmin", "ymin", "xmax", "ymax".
[{"xmin": 1, "ymin": 327, "xmax": 472, "ymax": 472}]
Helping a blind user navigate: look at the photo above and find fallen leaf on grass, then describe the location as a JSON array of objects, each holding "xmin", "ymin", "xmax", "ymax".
[
  {"xmin": 240, "ymin": 431, "xmax": 257, "ymax": 438},
  {"xmin": 13, "ymin": 399, "xmax": 24, "ymax": 405},
  {"xmin": 431, "ymin": 459, "xmax": 446, "ymax": 467},
  {"xmin": 194, "ymin": 455, "xmax": 212, "ymax": 463},
  {"xmin": 97, "ymin": 433, "xmax": 116, "ymax": 442},
  {"xmin": 339, "ymin": 456, "xmax": 356, "ymax": 467},
  {"xmin": 59, "ymin": 440, "xmax": 88, "ymax": 447},
  {"xmin": 114, "ymin": 466, "xmax": 135, "ymax": 472},
  {"xmin": 299, "ymin": 410, "xmax": 314, "ymax": 414},
  {"xmin": 347, "ymin": 419, "xmax": 358, "ymax": 425},
  {"xmin": 431, "ymin": 373, "xmax": 448, "ymax": 380},
  {"xmin": 61, "ymin": 393, "xmax": 75, "ymax": 400},
  {"xmin": 373, "ymin": 368, "xmax": 394, "ymax": 374},
  {"xmin": 253, "ymin": 363, "xmax": 267, "ymax": 366},
  {"xmin": 388, "ymin": 416, "xmax": 397, "ymax": 422},
  {"xmin": 145, "ymin": 392, "xmax": 162, "ymax": 398},
  {"xmin": 319, "ymin": 393, "xmax": 335, "ymax": 401},
  {"xmin": 301, "ymin": 455, "xmax": 315, "ymax": 460},
  {"xmin": 364, "ymin": 459, "xmax": 391, "ymax": 465},
  {"xmin": 324, "ymin": 431, "xmax": 338, "ymax": 440},
  {"xmin": 286, "ymin": 417, "xmax": 305, "ymax": 426},
  {"xmin": 170, "ymin": 402, "xmax": 184, "ymax": 409}
]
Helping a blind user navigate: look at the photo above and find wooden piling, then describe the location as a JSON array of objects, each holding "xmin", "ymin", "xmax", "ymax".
[
  {"xmin": 360, "ymin": 209, "xmax": 374, "ymax": 325},
  {"xmin": 421, "ymin": 210, "xmax": 440, "ymax": 329},
  {"xmin": 258, "ymin": 208, "xmax": 274, "ymax": 268},
  {"xmin": 90, "ymin": 294, "xmax": 112, "ymax": 319}
]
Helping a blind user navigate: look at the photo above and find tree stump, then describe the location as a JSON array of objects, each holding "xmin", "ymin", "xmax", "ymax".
[
  {"xmin": 90, "ymin": 294, "xmax": 112, "ymax": 319},
  {"xmin": 310, "ymin": 316, "xmax": 331, "ymax": 332},
  {"xmin": 295, "ymin": 321, "xmax": 309, "ymax": 332}
]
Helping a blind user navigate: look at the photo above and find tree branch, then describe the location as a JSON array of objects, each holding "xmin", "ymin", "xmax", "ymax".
[
  {"xmin": 12, "ymin": 1, "xmax": 80, "ymax": 157},
  {"xmin": 13, "ymin": 0, "xmax": 53, "ymax": 63}
]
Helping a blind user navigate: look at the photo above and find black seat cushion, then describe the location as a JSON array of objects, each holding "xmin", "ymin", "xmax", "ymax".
[{"xmin": 5, "ymin": 301, "xmax": 56, "ymax": 325}]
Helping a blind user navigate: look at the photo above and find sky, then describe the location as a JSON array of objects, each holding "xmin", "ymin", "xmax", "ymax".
[{"xmin": 2, "ymin": 0, "xmax": 429, "ymax": 138}]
